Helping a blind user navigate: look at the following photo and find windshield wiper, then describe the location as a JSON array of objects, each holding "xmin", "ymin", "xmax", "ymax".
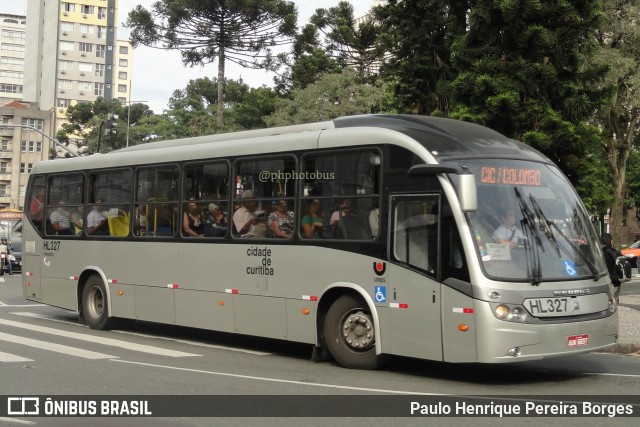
[
  {"xmin": 529, "ymin": 195, "xmax": 561, "ymax": 257},
  {"xmin": 514, "ymin": 188, "xmax": 542, "ymax": 285},
  {"xmin": 528, "ymin": 194, "xmax": 601, "ymax": 281}
]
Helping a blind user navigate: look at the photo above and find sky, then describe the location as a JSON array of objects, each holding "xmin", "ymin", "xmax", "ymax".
[{"xmin": 3, "ymin": 1, "xmax": 377, "ymax": 114}]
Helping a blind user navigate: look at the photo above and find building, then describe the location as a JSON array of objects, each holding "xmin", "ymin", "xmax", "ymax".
[
  {"xmin": 23, "ymin": 0, "xmax": 132, "ymax": 156},
  {"xmin": 0, "ymin": 101, "xmax": 52, "ymax": 210},
  {"xmin": 0, "ymin": 13, "xmax": 26, "ymax": 106}
]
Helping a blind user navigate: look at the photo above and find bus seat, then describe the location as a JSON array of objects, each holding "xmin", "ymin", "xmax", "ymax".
[
  {"xmin": 340, "ymin": 215, "xmax": 370, "ymax": 240},
  {"xmin": 108, "ymin": 210, "xmax": 130, "ymax": 237}
]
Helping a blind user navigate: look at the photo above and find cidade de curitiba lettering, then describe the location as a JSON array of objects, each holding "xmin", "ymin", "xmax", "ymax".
[{"xmin": 246, "ymin": 246, "xmax": 275, "ymax": 275}]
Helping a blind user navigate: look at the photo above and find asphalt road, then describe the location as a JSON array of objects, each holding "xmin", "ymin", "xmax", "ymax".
[{"xmin": 1, "ymin": 274, "xmax": 639, "ymax": 426}]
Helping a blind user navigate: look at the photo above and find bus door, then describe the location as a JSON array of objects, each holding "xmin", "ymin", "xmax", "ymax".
[{"xmin": 386, "ymin": 193, "xmax": 442, "ymax": 360}]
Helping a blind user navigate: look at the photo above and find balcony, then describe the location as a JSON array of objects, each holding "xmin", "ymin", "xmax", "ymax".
[{"xmin": 0, "ymin": 151, "xmax": 12, "ymax": 158}]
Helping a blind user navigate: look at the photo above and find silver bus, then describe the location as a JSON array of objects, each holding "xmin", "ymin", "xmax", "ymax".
[{"xmin": 22, "ymin": 115, "xmax": 618, "ymax": 369}]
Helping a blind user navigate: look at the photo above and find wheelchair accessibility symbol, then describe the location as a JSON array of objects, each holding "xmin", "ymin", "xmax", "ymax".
[
  {"xmin": 563, "ymin": 260, "xmax": 577, "ymax": 276},
  {"xmin": 375, "ymin": 286, "xmax": 386, "ymax": 303}
]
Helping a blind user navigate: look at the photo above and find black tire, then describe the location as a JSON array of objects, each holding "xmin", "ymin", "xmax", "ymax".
[
  {"xmin": 81, "ymin": 274, "xmax": 114, "ymax": 330},
  {"xmin": 323, "ymin": 294, "xmax": 386, "ymax": 370}
]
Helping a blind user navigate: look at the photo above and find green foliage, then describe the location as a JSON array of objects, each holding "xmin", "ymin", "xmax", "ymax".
[
  {"xmin": 126, "ymin": 0, "xmax": 297, "ymax": 127},
  {"xmin": 264, "ymin": 69, "xmax": 390, "ymax": 127}
]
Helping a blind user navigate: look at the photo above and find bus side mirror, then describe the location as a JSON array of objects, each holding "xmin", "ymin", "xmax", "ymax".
[
  {"xmin": 408, "ymin": 164, "xmax": 477, "ymax": 212},
  {"xmin": 457, "ymin": 173, "xmax": 477, "ymax": 212}
]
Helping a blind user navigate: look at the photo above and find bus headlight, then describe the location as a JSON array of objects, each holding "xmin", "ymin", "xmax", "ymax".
[
  {"xmin": 494, "ymin": 304, "xmax": 510, "ymax": 320},
  {"xmin": 493, "ymin": 304, "xmax": 528, "ymax": 322}
]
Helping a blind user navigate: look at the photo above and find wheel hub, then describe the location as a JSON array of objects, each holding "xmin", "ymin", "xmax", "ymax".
[{"xmin": 342, "ymin": 311, "xmax": 374, "ymax": 351}]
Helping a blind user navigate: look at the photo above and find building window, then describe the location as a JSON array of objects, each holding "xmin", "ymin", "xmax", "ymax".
[
  {"xmin": 81, "ymin": 5, "xmax": 95, "ymax": 14},
  {"xmin": 78, "ymin": 81, "xmax": 92, "ymax": 92},
  {"xmin": 2, "ymin": 44, "xmax": 24, "ymax": 53},
  {"xmin": 80, "ymin": 24, "xmax": 94, "ymax": 34},
  {"xmin": 60, "ymin": 22, "xmax": 74, "ymax": 32},
  {"xmin": 63, "ymin": 3, "xmax": 75, "ymax": 13},
  {"xmin": 119, "ymin": 46, "xmax": 129, "ymax": 54},
  {"xmin": 0, "ymin": 163, "xmax": 7, "ymax": 174},
  {"xmin": 21, "ymin": 118, "xmax": 44, "ymax": 131},
  {"xmin": 97, "ymin": 26, "xmax": 105, "ymax": 39},
  {"xmin": 20, "ymin": 163, "xmax": 33, "ymax": 174},
  {"xmin": 58, "ymin": 60, "xmax": 73, "ymax": 70},
  {"xmin": 0, "ymin": 70, "xmax": 23, "ymax": 79},
  {"xmin": 0, "ymin": 184, "xmax": 7, "ymax": 196},
  {"xmin": 1, "ymin": 57, "xmax": 24, "ymax": 67},
  {"xmin": 79, "ymin": 42, "xmax": 92, "ymax": 53},
  {"xmin": 95, "ymin": 63, "xmax": 104, "ymax": 77},
  {"xmin": 96, "ymin": 45, "xmax": 105, "ymax": 58},
  {"xmin": 95, "ymin": 83, "xmax": 104, "ymax": 96},
  {"xmin": 118, "ymin": 71, "xmax": 127, "ymax": 80},
  {"xmin": 118, "ymin": 84, "xmax": 127, "ymax": 93},
  {"xmin": 0, "ymin": 84, "xmax": 22, "ymax": 93},
  {"xmin": 1, "ymin": 30, "xmax": 25, "ymax": 39},
  {"xmin": 58, "ymin": 99, "xmax": 71, "ymax": 108},
  {"xmin": 98, "ymin": 7, "xmax": 106, "ymax": 19},
  {"xmin": 118, "ymin": 97, "xmax": 127, "ymax": 103},
  {"xmin": 58, "ymin": 80, "xmax": 73, "ymax": 89},
  {"xmin": 59, "ymin": 41, "xmax": 74, "ymax": 51},
  {"xmin": 78, "ymin": 62, "xmax": 92, "ymax": 72},
  {"xmin": 0, "ymin": 142, "xmax": 8, "ymax": 152},
  {"xmin": 119, "ymin": 59, "xmax": 128, "ymax": 67}
]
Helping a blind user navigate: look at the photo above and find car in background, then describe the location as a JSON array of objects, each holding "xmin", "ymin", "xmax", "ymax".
[{"xmin": 621, "ymin": 240, "xmax": 640, "ymax": 268}]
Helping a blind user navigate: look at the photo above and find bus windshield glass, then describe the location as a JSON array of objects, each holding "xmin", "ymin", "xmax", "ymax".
[{"xmin": 457, "ymin": 159, "xmax": 606, "ymax": 283}]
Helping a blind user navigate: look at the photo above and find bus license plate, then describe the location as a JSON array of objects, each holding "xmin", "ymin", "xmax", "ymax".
[
  {"xmin": 523, "ymin": 297, "xmax": 572, "ymax": 317},
  {"xmin": 567, "ymin": 334, "xmax": 589, "ymax": 347}
]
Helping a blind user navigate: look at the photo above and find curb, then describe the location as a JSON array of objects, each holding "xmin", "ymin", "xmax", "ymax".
[{"xmin": 601, "ymin": 341, "xmax": 640, "ymax": 355}]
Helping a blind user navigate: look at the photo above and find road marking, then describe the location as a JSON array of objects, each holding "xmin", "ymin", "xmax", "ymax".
[
  {"xmin": 0, "ymin": 304, "xmax": 47, "ymax": 308},
  {"xmin": 0, "ymin": 417, "xmax": 36, "ymax": 425},
  {"xmin": 14, "ymin": 312, "xmax": 270, "ymax": 356},
  {"xmin": 113, "ymin": 330, "xmax": 272, "ymax": 356},
  {"xmin": 0, "ymin": 318, "xmax": 200, "ymax": 358},
  {"xmin": 111, "ymin": 359, "xmax": 443, "ymax": 395},
  {"xmin": 0, "ymin": 350, "xmax": 33, "ymax": 363},
  {"xmin": 0, "ymin": 332, "xmax": 116, "ymax": 359}
]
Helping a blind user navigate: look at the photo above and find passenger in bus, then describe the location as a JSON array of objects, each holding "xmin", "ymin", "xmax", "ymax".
[
  {"xmin": 369, "ymin": 206, "xmax": 380, "ymax": 239},
  {"xmin": 30, "ymin": 188, "xmax": 45, "ymax": 227},
  {"xmin": 87, "ymin": 202, "xmax": 108, "ymax": 235},
  {"xmin": 268, "ymin": 199, "xmax": 294, "ymax": 239},
  {"xmin": 233, "ymin": 190, "xmax": 259, "ymax": 238},
  {"xmin": 492, "ymin": 209, "xmax": 525, "ymax": 248},
  {"xmin": 330, "ymin": 198, "xmax": 354, "ymax": 225},
  {"xmin": 50, "ymin": 200, "xmax": 74, "ymax": 235},
  {"xmin": 183, "ymin": 198, "xmax": 204, "ymax": 237},
  {"xmin": 203, "ymin": 203, "xmax": 227, "ymax": 237},
  {"xmin": 301, "ymin": 199, "xmax": 327, "ymax": 239},
  {"xmin": 71, "ymin": 206, "xmax": 84, "ymax": 235}
]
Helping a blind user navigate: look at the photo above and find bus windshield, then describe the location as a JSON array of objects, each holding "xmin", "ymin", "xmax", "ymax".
[{"xmin": 458, "ymin": 159, "xmax": 607, "ymax": 283}]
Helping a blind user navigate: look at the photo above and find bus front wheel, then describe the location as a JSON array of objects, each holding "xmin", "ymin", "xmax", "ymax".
[
  {"xmin": 324, "ymin": 294, "xmax": 385, "ymax": 369},
  {"xmin": 82, "ymin": 275, "xmax": 114, "ymax": 330}
]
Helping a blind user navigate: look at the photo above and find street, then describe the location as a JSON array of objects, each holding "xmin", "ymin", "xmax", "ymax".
[{"xmin": 1, "ymin": 274, "xmax": 640, "ymax": 426}]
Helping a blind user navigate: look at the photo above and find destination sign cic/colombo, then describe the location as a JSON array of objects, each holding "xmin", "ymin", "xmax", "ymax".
[{"xmin": 480, "ymin": 166, "xmax": 541, "ymax": 186}]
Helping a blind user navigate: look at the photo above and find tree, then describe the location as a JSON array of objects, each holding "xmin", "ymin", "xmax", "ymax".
[
  {"xmin": 592, "ymin": 0, "xmax": 640, "ymax": 245},
  {"xmin": 264, "ymin": 69, "xmax": 391, "ymax": 127},
  {"xmin": 166, "ymin": 76, "xmax": 274, "ymax": 134},
  {"xmin": 445, "ymin": 0, "xmax": 607, "ymax": 189},
  {"xmin": 57, "ymin": 98, "xmax": 154, "ymax": 154},
  {"xmin": 310, "ymin": 1, "xmax": 385, "ymax": 81},
  {"xmin": 374, "ymin": 0, "xmax": 468, "ymax": 114},
  {"xmin": 126, "ymin": 0, "xmax": 297, "ymax": 128}
]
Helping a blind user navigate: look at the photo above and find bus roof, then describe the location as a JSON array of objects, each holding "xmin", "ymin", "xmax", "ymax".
[{"xmin": 33, "ymin": 114, "xmax": 550, "ymax": 175}]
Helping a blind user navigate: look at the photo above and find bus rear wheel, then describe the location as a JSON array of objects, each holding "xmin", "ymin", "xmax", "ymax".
[
  {"xmin": 323, "ymin": 294, "xmax": 385, "ymax": 370},
  {"xmin": 82, "ymin": 275, "xmax": 114, "ymax": 330}
]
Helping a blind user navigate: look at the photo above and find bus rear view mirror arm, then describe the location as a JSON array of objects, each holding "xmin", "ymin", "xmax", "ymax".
[{"xmin": 408, "ymin": 164, "xmax": 477, "ymax": 212}]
